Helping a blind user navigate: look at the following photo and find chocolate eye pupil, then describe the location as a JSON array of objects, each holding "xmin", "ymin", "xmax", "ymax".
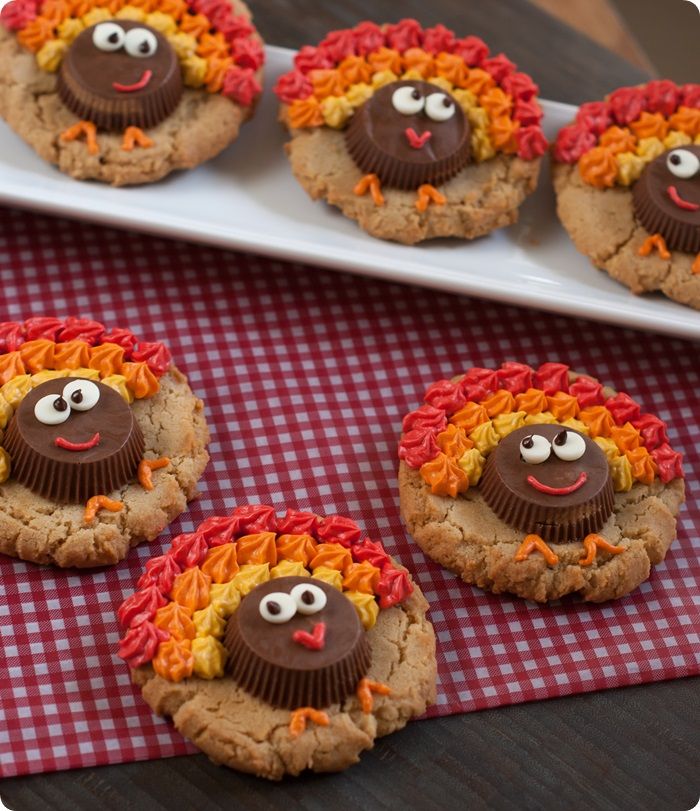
[
  {"xmin": 411, "ymin": 89, "xmax": 420, "ymax": 100},
  {"xmin": 53, "ymin": 396, "xmax": 68, "ymax": 412},
  {"xmin": 554, "ymin": 430, "xmax": 568, "ymax": 446},
  {"xmin": 443, "ymin": 98, "xmax": 452, "ymax": 108},
  {"xmin": 139, "ymin": 41, "xmax": 150, "ymax": 53},
  {"xmin": 521, "ymin": 436, "xmax": 534, "ymax": 449},
  {"xmin": 301, "ymin": 590, "xmax": 314, "ymax": 605},
  {"xmin": 267, "ymin": 601, "xmax": 281, "ymax": 615},
  {"xmin": 71, "ymin": 390, "xmax": 83, "ymax": 404},
  {"xmin": 108, "ymin": 32, "xmax": 119, "ymax": 43},
  {"xmin": 670, "ymin": 154, "xmax": 681, "ymax": 165}
]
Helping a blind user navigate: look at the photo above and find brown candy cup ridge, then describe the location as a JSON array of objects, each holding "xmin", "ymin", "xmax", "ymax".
[{"xmin": 480, "ymin": 451, "xmax": 615, "ymax": 544}]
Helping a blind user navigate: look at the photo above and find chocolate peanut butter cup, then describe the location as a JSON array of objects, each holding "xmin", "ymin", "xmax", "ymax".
[
  {"xmin": 480, "ymin": 423, "xmax": 614, "ymax": 543},
  {"xmin": 345, "ymin": 80, "xmax": 471, "ymax": 190},
  {"xmin": 225, "ymin": 576, "xmax": 371, "ymax": 709},
  {"xmin": 4, "ymin": 377, "xmax": 144, "ymax": 503},
  {"xmin": 633, "ymin": 146, "xmax": 700, "ymax": 254},
  {"xmin": 57, "ymin": 20, "xmax": 183, "ymax": 131}
]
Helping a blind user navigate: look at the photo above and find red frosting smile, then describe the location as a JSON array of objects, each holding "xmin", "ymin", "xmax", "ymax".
[
  {"xmin": 526, "ymin": 471, "xmax": 587, "ymax": 495},
  {"xmin": 55, "ymin": 432, "xmax": 101, "ymax": 451},
  {"xmin": 113, "ymin": 70, "xmax": 153, "ymax": 93},
  {"xmin": 405, "ymin": 127, "xmax": 432, "ymax": 149},
  {"xmin": 292, "ymin": 622, "xmax": 326, "ymax": 651},
  {"xmin": 667, "ymin": 185, "xmax": 699, "ymax": 211}
]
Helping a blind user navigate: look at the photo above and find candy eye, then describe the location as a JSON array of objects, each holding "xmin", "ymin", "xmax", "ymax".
[
  {"xmin": 62, "ymin": 380, "xmax": 100, "ymax": 412},
  {"xmin": 520, "ymin": 434, "xmax": 551, "ymax": 464},
  {"xmin": 666, "ymin": 149, "xmax": 700, "ymax": 179},
  {"xmin": 259, "ymin": 592, "xmax": 296, "ymax": 624},
  {"xmin": 290, "ymin": 583, "xmax": 327, "ymax": 615},
  {"xmin": 34, "ymin": 394, "xmax": 71, "ymax": 425},
  {"xmin": 124, "ymin": 27, "xmax": 158, "ymax": 57},
  {"xmin": 392, "ymin": 85, "xmax": 425, "ymax": 115},
  {"xmin": 425, "ymin": 92, "xmax": 456, "ymax": 122},
  {"xmin": 551, "ymin": 430, "xmax": 586, "ymax": 461},
  {"xmin": 92, "ymin": 22, "xmax": 125, "ymax": 52}
]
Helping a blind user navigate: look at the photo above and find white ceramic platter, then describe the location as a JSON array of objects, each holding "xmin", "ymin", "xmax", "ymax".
[{"xmin": 0, "ymin": 44, "xmax": 697, "ymax": 340}]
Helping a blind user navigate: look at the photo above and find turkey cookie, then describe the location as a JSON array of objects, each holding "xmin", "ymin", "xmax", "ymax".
[
  {"xmin": 398, "ymin": 362, "xmax": 685, "ymax": 603},
  {"xmin": 274, "ymin": 19, "xmax": 547, "ymax": 244},
  {"xmin": 0, "ymin": 0, "xmax": 263, "ymax": 184},
  {"xmin": 118, "ymin": 506, "xmax": 436, "ymax": 779},
  {"xmin": 0, "ymin": 317, "xmax": 209, "ymax": 567},
  {"xmin": 553, "ymin": 80, "xmax": 700, "ymax": 309}
]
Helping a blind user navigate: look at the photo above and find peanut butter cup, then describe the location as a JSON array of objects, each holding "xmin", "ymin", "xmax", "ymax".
[
  {"xmin": 4, "ymin": 377, "xmax": 144, "ymax": 503},
  {"xmin": 225, "ymin": 576, "xmax": 371, "ymax": 709},
  {"xmin": 480, "ymin": 423, "xmax": 614, "ymax": 543},
  {"xmin": 57, "ymin": 20, "xmax": 183, "ymax": 131},
  {"xmin": 345, "ymin": 80, "xmax": 471, "ymax": 190}
]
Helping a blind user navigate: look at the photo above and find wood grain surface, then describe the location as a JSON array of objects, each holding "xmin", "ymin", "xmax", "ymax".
[{"xmin": 3, "ymin": 2, "xmax": 698, "ymax": 810}]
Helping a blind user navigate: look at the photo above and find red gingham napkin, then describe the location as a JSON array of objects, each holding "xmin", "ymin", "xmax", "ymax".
[{"xmin": 0, "ymin": 206, "xmax": 698, "ymax": 778}]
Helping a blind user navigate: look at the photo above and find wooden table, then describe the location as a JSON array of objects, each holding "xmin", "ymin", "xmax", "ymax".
[{"xmin": 3, "ymin": 2, "xmax": 698, "ymax": 809}]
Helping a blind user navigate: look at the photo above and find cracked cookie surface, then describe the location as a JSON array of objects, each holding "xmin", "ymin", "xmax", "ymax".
[
  {"xmin": 0, "ymin": 366, "xmax": 209, "ymax": 567},
  {"xmin": 553, "ymin": 162, "xmax": 700, "ymax": 310},
  {"xmin": 284, "ymin": 124, "xmax": 541, "ymax": 245},
  {"xmin": 132, "ymin": 579, "xmax": 436, "ymax": 779},
  {"xmin": 0, "ymin": 0, "xmax": 260, "ymax": 186}
]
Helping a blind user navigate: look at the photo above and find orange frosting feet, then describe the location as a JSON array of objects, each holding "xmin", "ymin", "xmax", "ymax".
[
  {"xmin": 122, "ymin": 126, "xmax": 154, "ymax": 151},
  {"xmin": 356, "ymin": 678, "xmax": 391, "ymax": 713},
  {"xmin": 60, "ymin": 121, "xmax": 98, "ymax": 156},
  {"xmin": 354, "ymin": 173, "xmax": 384, "ymax": 206},
  {"xmin": 579, "ymin": 533, "xmax": 625, "ymax": 566},
  {"xmin": 638, "ymin": 233, "xmax": 671, "ymax": 260},
  {"xmin": 138, "ymin": 456, "xmax": 170, "ymax": 491},
  {"xmin": 692, "ymin": 254, "xmax": 700, "ymax": 275},
  {"xmin": 289, "ymin": 707, "xmax": 330, "ymax": 738},
  {"xmin": 416, "ymin": 184, "xmax": 446, "ymax": 212},
  {"xmin": 514, "ymin": 534, "xmax": 559, "ymax": 566},
  {"xmin": 83, "ymin": 495, "xmax": 123, "ymax": 525}
]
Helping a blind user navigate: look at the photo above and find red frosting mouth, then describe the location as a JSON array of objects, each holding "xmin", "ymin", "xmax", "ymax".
[
  {"xmin": 527, "ymin": 471, "xmax": 587, "ymax": 495},
  {"xmin": 55, "ymin": 432, "xmax": 101, "ymax": 452},
  {"xmin": 292, "ymin": 622, "xmax": 326, "ymax": 651},
  {"xmin": 405, "ymin": 127, "xmax": 432, "ymax": 149},
  {"xmin": 667, "ymin": 185, "xmax": 699, "ymax": 211},
  {"xmin": 113, "ymin": 70, "xmax": 153, "ymax": 93}
]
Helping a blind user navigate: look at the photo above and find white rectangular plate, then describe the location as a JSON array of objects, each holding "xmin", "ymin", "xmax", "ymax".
[{"xmin": 0, "ymin": 44, "xmax": 698, "ymax": 340}]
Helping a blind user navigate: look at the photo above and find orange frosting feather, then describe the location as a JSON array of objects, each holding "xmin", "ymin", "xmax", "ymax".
[
  {"xmin": 154, "ymin": 601, "xmax": 196, "ymax": 639},
  {"xmin": 419, "ymin": 452, "xmax": 468, "ymax": 497},
  {"xmin": 546, "ymin": 392, "xmax": 580, "ymax": 421},
  {"xmin": 342, "ymin": 561, "xmax": 381, "ymax": 594},
  {"xmin": 122, "ymin": 361, "xmax": 159, "ymax": 398},
  {"xmin": 610, "ymin": 422, "xmax": 641, "ymax": 453},
  {"xmin": 152, "ymin": 639, "xmax": 193, "ymax": 682},
  {"xmin": 200, "ymin": 543, "xmax": 240, "ymax": 584},
  {"xmin": 515, "ymin": 388, "xmax": 549, "ymax": 415},
  {"xmin": 276, "ymin": 533, "xmax": 318, "ymax": 566},
  {"xmin": 450, "ymin": 401, "xmax": 489, "ymax": 433},
  {"xmin": 436, "ymin": 423, "xmax": 473, "ymax": 458},
  {"xmin": 53, "ymin": 340, "xmax": 90, "ymax": 370},
  {"xmin": 366, "ymin": 46, "xmax": 402, "ymax": 74},
  {"xmin": 578, "ymin": 146, "xmax": 618, "ymax": 188},
  {"xmin": 481, "ymin": 389, "xmax": 515, "ymax": 418},
  {"xmin": 18, "ymin": 339, "xmax": 55, "ymax": 373},
  {"xmin": 288, "ymin": 97, "xmax": 324, "ymax": 128},
  {"xmin": 625, "ymin": 446, "xmax": 658, "ymax": 485},
  {"xmin": 170, "ymin": 568, "xmax": 211, "ymax": 613},
  {"xmin": 88, "ymin": 342, "xmax": 125, "ymax": 376},
  {"xmin": 236, "ymin": 531, "xmax": 278, "ymax": 566},
  {"xmin": 630, "ymin": 111, "xmax": 669, "ymax": 140},
  {"xmin": 309, "ymin": 543, "xmax": 353, "ymax": 572},
  {"xmin": 578, "ymin": 406, "xmax": 614, "ymax": 438}
]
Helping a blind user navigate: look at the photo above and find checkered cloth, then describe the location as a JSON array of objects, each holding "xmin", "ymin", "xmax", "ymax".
[{"xmin": 0, "ymin": 206, "xmax": 698, "ymax": 778}]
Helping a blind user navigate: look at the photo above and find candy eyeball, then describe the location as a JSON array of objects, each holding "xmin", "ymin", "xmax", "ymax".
[
  {"xmin": 425, "ymin": 92, "xmax": 456, "ymax": 122},
  {"xmin": 92, "ymin": 22, "xmax": 125, "ymax": 52},
  {"xmin": 290, "ymin": 583, "xmax": 327, "ymax": 615},
  {"xmin": 124, "ymin": 27, "xmax": 158, "ymax": 58},
  {"xmin": 259, "ymin": 592, "xmax": 297, "ymax": 623},
  {"xmin": 62, "ymin": 380, "xmax": 100, "ymax": 412},
  {"xmin": 551, "ymin": 430, "xmax": 586, "ymax": 461},
  {"xmin": 392, "ymin": 85, "xmax": 425, "ymax": 115},
  {"xmin": 34, "ymin": 394, "xmax": 71, "ymax": 425},
  {"xmin": 519, "ymin": 433, "xmax": 551, "ymax": 464},
  {"xmin": 666, "ymin": 149, "xmax": 700, "ymax": 180}
]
